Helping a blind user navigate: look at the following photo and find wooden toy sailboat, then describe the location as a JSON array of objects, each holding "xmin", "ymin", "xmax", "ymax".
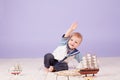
[{"xmin": 79, "ymin": 53, "xmax": 99, "ymax": 77}]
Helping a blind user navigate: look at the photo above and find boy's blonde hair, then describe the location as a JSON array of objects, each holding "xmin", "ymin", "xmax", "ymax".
[{"xmin": 71, "ymin": 32, "xmax": 83, "ymax": 41}]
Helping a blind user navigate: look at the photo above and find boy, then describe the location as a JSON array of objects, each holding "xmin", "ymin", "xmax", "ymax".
[{"xmin": 44, "ymin": 22, "xmax": 82, "ymax": 72}]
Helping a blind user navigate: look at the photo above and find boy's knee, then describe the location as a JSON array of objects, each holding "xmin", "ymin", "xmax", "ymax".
[{"xmin": 44, "ymin": 53, "xmax": 54, "ymax": 59}]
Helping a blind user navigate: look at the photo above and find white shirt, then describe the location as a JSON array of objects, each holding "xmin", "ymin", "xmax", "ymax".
[{"xmin": 52, "ymin": 45, "xmax": 67, "ymax": 61}]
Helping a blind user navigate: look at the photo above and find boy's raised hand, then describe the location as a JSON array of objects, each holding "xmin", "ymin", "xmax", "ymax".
[
  {"xmin": 70, "ymin": 22, "xmax": 78, "ymax": 30},
  {"xmin": 64, "ymin": 22, "xmax": 78, "ymax": 37}
]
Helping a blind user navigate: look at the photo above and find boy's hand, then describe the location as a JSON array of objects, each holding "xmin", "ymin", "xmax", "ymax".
[
  {"xmin": 64, "ymin": 22, "xmax": 78, "ymax": 37},
  {"xmin": 70, "ymin": 22, "xmax": 78, "ymax": 30}
]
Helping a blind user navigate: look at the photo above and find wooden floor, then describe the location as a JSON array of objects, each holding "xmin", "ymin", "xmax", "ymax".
[{"xmin": 0, "ymin": 57, "xmax": 120, "ymax": 80}]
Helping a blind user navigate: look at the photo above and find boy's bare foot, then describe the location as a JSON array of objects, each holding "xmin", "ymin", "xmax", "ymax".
[{"xmin": 48, "ymin": 66, "xmax": 54, "ymax": 72}]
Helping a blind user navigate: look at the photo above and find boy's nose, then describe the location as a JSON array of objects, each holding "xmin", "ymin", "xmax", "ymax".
[{"xmin": 72, "ymin": 42, "xmax": 75, "ymax": 45}]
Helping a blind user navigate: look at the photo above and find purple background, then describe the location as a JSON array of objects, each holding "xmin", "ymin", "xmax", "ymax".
[{"xmin": 0, "ymin": 0, "xmax": 120, "ymax": 58}]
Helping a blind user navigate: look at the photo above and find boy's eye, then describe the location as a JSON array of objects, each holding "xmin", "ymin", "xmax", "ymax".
[
  {"xmin": 70, "ymin": 39, "xmax": 73, "ymax": 41},
  {"xmin": 75, "ymin": 41, "xmax": 78, "ymax": 44}
]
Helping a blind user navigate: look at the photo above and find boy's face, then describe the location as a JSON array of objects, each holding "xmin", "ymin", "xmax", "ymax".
[{"xmin": 68, "ymin": 36, "xmax": 82, "ymax": 49}]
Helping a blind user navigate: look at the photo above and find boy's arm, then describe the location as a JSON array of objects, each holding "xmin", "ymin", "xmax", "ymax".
[{"xmin": 64, "ymin": 22, "xmax": 78, "ymax": 37}]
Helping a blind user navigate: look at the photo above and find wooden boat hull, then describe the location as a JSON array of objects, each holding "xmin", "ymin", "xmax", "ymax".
[{"xmin": 79, "ymin": 69, "xmax": 99, "ymax": 77}]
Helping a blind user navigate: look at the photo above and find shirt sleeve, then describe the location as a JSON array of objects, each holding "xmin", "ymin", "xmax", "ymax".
[
  {"xmin": 74, "ymin": 52, "xmax": 82, "ymax": 63},
  {"xmin": 60, "ymin": 34, "xmax": 70, "ymax": 46}
]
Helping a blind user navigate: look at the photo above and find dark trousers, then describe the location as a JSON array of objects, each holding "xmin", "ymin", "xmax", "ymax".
[{"xmin": 44, "ymin": 53, "xmax": 68, "ymax": 71}]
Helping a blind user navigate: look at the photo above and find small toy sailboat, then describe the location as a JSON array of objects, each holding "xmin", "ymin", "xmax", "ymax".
[
  {"xmin": 79, "ymin": 53, "xmax": 99, "ymax": 77},
  {"xmin": 9, "ymin": 64, "xmax": 22, "ymax": 75}
]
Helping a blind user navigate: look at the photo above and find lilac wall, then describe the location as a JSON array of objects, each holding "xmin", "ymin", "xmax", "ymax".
[{"xmin": 0, "ymin": 0, "xmax": 120, "ymax": 58}]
